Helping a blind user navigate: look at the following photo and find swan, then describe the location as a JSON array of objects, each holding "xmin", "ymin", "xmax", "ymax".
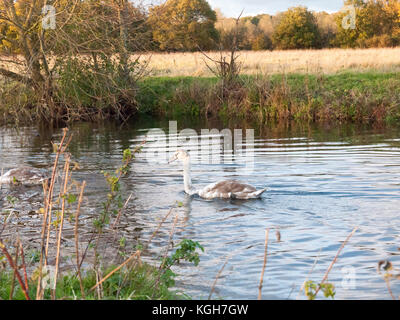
[
  {"xmin": 168, "ymin": 150, "xmax": 267, "ymax": 200},
  {"xmin": 0, "ymin": 166, "xmax": 50, "ymax": 186}
]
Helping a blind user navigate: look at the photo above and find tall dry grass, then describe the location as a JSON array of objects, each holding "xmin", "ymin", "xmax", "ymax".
[{"xmin": 142, "ymin": 48, "xmax": 400, "ymax": 77}]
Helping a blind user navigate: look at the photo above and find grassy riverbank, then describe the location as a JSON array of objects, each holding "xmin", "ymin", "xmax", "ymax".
[
  {"xmin": 138, "ymin": 72, "xmax": 400, "ymax": 123},
  {"xmin": 1, "ymin": 71, "xmax": 400, "ymax": 125},
  {"xmin": 0, "ymin": 264, "xmax": 179, "ymax": 300}
]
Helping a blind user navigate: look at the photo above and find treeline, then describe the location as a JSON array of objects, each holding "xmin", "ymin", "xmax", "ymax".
[
  {"xmin": 224, "ymin": 0, "xmax": 400, "ymax": 50},
  {"xmin": 161, "ymin": 0, "xmax": 400, "ymax": 51},
  {"xmin": 1, "ymin": 0, "xmax": 399, "ymax": 55}
]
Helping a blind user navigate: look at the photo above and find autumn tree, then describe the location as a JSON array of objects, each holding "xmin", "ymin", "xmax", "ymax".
[
  {"xmin": 315, "ymin": 11, "xmax": 338, "ymax": 47},
  {"xmin": 148, "ymin": 0, "xmax": 218, "ymax": 51},
  {"xmin": 257, "ymin": 14, "xmax": 278, "ymax": 38},
  {"xmin": 0, "ymin": 0, "xmax": 149, "ymax": 121},
  {"xmin": 215, "ymin": 14, "xmax": 246, "ymax": 50},
  {"xmin": 335, "ymin": 0, "xmax": 400, "ymax": 48},
  {"xmin": 251, "ymin": 32, "xmax": 272, "ymax": 50},
  {"xmin": 0, "ymin": 0, "xmax": 59, "ymax": 89},
  {"xmin": 272, "ymin": 6, "xmax": 321, "ymax": 49}
]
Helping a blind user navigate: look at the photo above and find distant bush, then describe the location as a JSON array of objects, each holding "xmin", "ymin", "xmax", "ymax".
[
  {"xmin": 251, "ymin": 33, "xmax": 273, "ymax": 50},
  {"xmin": 272, "ymin": 7, "xmax": 321, "ymax": 49},
  {"xmin": 148, "ymin": 0, "xmax": 219, "ymax": 51}
]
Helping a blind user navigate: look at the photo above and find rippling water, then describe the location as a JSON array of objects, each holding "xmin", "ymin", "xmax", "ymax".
[{"xmin": 1, "ymin": 118, "xmax": 400, "ymax": 299}]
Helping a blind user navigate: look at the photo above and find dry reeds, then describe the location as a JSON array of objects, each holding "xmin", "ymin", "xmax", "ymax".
[{"xmin": 36, "ymin": 128, "xmax": 70, "ymax": 300}]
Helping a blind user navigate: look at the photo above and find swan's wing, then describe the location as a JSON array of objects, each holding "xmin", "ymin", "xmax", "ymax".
[{"xmin": 198, "ymin": 180, "xmax": 258, "ymax": 199}]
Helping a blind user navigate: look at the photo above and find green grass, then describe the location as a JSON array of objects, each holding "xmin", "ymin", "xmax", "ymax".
[
  {"xmin": 137, "ymin": 72, "xmax": 400, "ymax": 123},
  {"xmin": 0, "ymin": 262, "xmax": 183, "ymax": 300}
]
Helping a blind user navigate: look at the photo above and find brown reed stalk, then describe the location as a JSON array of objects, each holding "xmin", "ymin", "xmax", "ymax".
[
  {"xmin": 208, "ymin": 254, "xmax": 231, "ymax": 300},
  {"xmin": 45, "ymin": 134, "xmax": 73, "ymax": 264},
  {"xmin": 144, "ymin": 206, "xmax": 174, "ymax": 251},
  {"xmin": 0, "ymin": 241, "xmax": 30, "ymax": 300},
  {"xmin": 36, "ymin": 128, "xmax": 69, "ymax": 300},
  {"xmin": 258, "ymin": 228, "xmax": 270, "ymax": 300},
  {"xmin": 95, "ymin": 269, "xmax": 102, "ymax": 300},
  {"xmin": 90, "ymin": 250, "xmax": 141, "ymax": 292},
  {"xmin": 151, "ymin": 214, "xmax": 179, "ymax": 299},
  {"xmin": 74, "ymin": 181, "xmax": 86, "ymax": 299},
  {"xmin": 112, "ymin": 192, "xmax": 133, "ymax": 229},
  {"xmin": 383, "ymin": 275, "xmax": 396, "ymax": 300},
  {"xmin": 9, "ymin": 240, "xmax": 19, "ymax": 300},
  {"xmin": 44, "ymin": 134, "xmax": 73, "ymax": 262},
  {"xmin": 19, "ymin": 241, "xmax": 29, "ymax": 293},
  {"xmin": 297, "ymin": 248, "xmax": 322, "ymax": 300},
  {"xmin": 314, "ymin": 227, "xmax": 358, "ymax": 297},
  {"xmin": 51, "ymin": 154, "xmax": 71, "ymax": 300},
  {"xmin": 159, "ymin": 214, "xmax": 179, "ymax": 271}
]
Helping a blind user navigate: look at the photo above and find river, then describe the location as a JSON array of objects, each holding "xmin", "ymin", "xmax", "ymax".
[{"xmin": 1, "ymin": 117, "xmax": 400, "ymax": 299}]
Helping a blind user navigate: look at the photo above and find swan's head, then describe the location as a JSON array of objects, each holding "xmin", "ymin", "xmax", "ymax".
[{"xmin": 168, "ymin": 150, "xmax": 189, "ymax": 164}]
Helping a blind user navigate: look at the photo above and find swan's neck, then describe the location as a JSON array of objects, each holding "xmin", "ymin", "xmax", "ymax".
[{"xmin": 182, "ymin": 158, "xmax": 195, "ymax": 195}]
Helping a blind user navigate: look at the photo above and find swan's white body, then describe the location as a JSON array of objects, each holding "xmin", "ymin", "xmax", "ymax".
[
  {"xmin": 0, "ymin": 167, "xmax": 50, "ymax": 186},
  {"xmin": 169, "ymin": 150, "xmax": 267, "ymax": 200}
]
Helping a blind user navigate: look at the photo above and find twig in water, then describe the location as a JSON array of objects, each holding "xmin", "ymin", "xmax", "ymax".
[
  {"xmin": 276, "ymin": 229, "xmax": 281, "ymax": 242},
  {"xmin": 258, "ymin": 228, "xmax": 269, "ymax": 300},
  {"xmin": 112, "ymin": 192, "xmax": 133, "ymax": 229},
  {"xmin": 314, "ymin": 227, "xmax": 358, "ymax": 297},
  {"xmin": 144, "ymin": 206, "xmax": 174, "ymax": 251},
  {"xmin": 296, "ymin": 248, "xmax": 322, "ymax": 300},
  {"xmin": 378, "ymin": 260, "xmax": 397, "ymax": 300},
  {"xmin": 209, "ymin": 254, "xmax": 231, "ymax": 300},
  {"xmin": 90, "ymin": 250, "xmax": 141, "ymax": 292},
  {"xmin": 150, "ymin": 214, "xmax": 179, "ymax": 299},
  {"xmin": 159, "ymin": 214, "xmax": 179, "ymax": 271},
  {"xmin": 383, "ymin": 275, "xmax": 396, "ymax": 300}
]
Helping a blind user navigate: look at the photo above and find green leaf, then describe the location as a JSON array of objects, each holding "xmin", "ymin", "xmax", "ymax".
[{"xmin": 67, "ymin": 194, "xmax": 77, "ymax": 204}]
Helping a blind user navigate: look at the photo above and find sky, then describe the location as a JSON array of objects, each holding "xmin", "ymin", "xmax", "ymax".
[
  {"xmin": 207, "ymin": 0, "xmax": 345, "ymax": 17},
  {"xmin": 140, "ymin": 1, "xmax": 346, "ymax": 18}
]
